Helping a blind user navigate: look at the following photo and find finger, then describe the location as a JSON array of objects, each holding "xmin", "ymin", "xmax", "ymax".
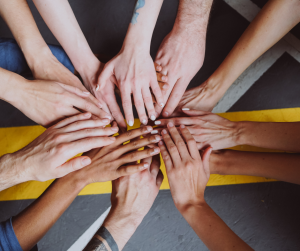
[
  {"xmin": 142, "ymin": 87, "xmax": 157, "ymax": 121},
  {"xmin": 58, "ymin": 82, "xmax": 102, "ymax": 109},
  {"xmin": 117, "ymin": 134, "xmax": 161, "ymax": 158},
  {"xmin": 156, "ymin": 72, "xmax": 168, "ymax": 82},
  {"xmin": 71, "ymin": 94, "xmax": 111, "ymax": 120},
  {"xmin": 158, "ymin": 141, "xmax": 173, "ymax": 172},
  {"xmin": 64, "ymin": 126, "xmax": 119, "ymax": 142},
  {"xmin": 120, "ymin": 82, "xmax": 134, "ymax": 127},
  {"xmin": 154, "ymin": 62, "xmax": 162, "ymax": 72},
  {"xmin": 162, "ymin": 78, "xmax": 187, "ymax": 117},
  {"xmin": 56, "ymin": 156, "xmax": 91, "ymax": 178},
  {"xmin": 156, "ymin": 169, "xmax": 164, "ymax": 187},
  {"xmin": 133, "ymin": 88, "xmax": 148, "ymax": 125},
  {"xmin": 59, "ymin": 136, "xmax": 116, "ymax": 160},
  {"xmin": 150, "ymin": 154, "xmax": 160, "ymax": 177},
  {"xmin": 179, "ymin": 125, "xmax": 201, "ymax": 159},
  {"xmin": 150, "ymin": 79, "xmax": 164, "ymax": 110},
  {"xmin": 154, "ymin": 117, "xmax": 198, "ymax": 127},
  {"xmin": 161, "ymin": 129, "xmax": 181, "ymax": 163},
  {"xmin": 97, "ymin": 63, "xmax": 114, "ymax": 90},
  {"xmin": 106, "ymin": 94, "xmax": 127, "ymax": 130},
  {"xmin": 61, "ymin": 118, "xmax": 111, "ymax": 133},
  {"xmin": 202, "ymin": 146, "xmax": 213, "ymax": 177},
  {"xmin": 167, "ymin": 122, "xmax": 189, "ymax": 159},
  {"xmin": 158, "ymin": 81, "xmax": 170, "ymax": 91},
  {"xmin": 117, "ymin": 147, "xmax": 160, "ymax": 166},
  {"xmin": 182, "ymin": 109, "xmax": 212, "ymax": 117},
  {"xmin": 53, "ymin": 112, "xmax": 91, "ymax": 129},
  {"xmin": 116, "ymin": 162, "xmax": 150, "ymax": 178}
]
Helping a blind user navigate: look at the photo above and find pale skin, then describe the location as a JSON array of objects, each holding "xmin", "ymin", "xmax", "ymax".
[
  {"xmin": 170, "ymin": 0, "xmax": 300, "ymax": 115},
  {"xmin": 0, "ymin": 0, "xmax": 103, "ymax": 110},
  {"xmin": 33, "ymin": 0, "xmax": 168, "ymax": 130},
  {"xmin": 154, "ymin": 0, "xmax": 213, "ymax": 117},
  {"xmin": 84, "ymin": 155, "xmax": 163, "ymax": 251},
  {"xmin": 0, "ymin": 112, "xmax": 116, "ymax": 191},
  {"xmin": 11, "ymin": 126, "xmax": 161, "ymax": 251},
  {"xmin": 158, "ymin": 122, "xmax": 253, "ymax": 251}
]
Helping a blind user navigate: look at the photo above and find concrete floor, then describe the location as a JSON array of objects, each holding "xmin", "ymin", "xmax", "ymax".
[{"xmin": 1, "ymin": 0, "xmax": 300, "ymax": 250}]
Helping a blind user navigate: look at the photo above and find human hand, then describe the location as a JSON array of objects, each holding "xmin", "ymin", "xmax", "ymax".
[
  {"xmin": 102, "ymin": 155, "xmax": 163, "ymax": 250},
  {"xmin": 154, "ymin": 29, "xmax": 206, "ymax": 117},
  {"xmin": 12, "ymin": 79, "xmax": 110, "ymax": 127},
  {"xmin": 158, "ymin": 122, "xmax": 212, "ymax": 211},
  {"xmin": 75, "ymin": 126, "xmax": 161, "ymax": 185},
  {"xmin": 28, "ymin": 46, "xmax": 103, "ymax": 111},
  {"xmin": 98, "ymin": 46, "xmax": 165, "ymax": 127},
  {"xmin": 5, "ymin": 113, "xmax": 115, "ymax": 183},
  {"xmin": 155, "ymin": 110, "xmax": 241, "ymax": 150}
]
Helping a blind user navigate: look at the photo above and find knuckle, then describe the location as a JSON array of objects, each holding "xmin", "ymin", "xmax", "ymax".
[
  {"xmin": 122, "ymin": 99, "xmax": 131, "ymax": 108},
  {"xmin": 169, "ymin": 144, "xmax": 178, "ymax": 153},
  {"xmin": 126, "ymin": 131, "xmax": 133, "ymax": 137},
  {"xmin": 177, "ymin": 140, "xmax": 186, "ymax": 148},
  {"xmin": 135, "ymin": 99, "xmax": 143, "ymax": 107},
  {"xmin": 143, "ymin": 96, "xmax": 152, "ymax": 104},
  {"xmin": 85, "ymin": 102, "xmax": 92, "ymax": 111},
  {"xmin": 56, "ymin": 143, "xmax": 67, "ymax": 154},
  {"xmin": 187, "ymin": 138, "xmax": 196, "ymax": 144}
]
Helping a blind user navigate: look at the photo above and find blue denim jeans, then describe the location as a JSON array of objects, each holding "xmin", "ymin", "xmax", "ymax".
[{"xmin": 0, "ymin": 38, "xmax": 74, "ymax": 76}]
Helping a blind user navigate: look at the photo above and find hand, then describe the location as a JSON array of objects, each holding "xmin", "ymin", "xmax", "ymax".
[
  {"xmin": 155, "ymin": 110, "xmax": 241, "ymax": 150},
  {"xmin": 11, "ymin": 79, "xmax": 110, "ymax": 127},
  {"xmin": 154, "ymin": 29, "xmax": 205, "ymax": 117},
  {"xmin": 102, "ymin": 155, "xmax": 163, "ymax": 250},
  {"xmin": 4, "ymin": 113, "xmax": 115, "ymax": 183},
  {"xmin": 29, "ymin": 46, "xmax": 103, "ymax": 112},
  {"xmin": 98, "ymin": 46, "xmax": 165, "ymax": 127},
  {"xmin": 75, "ymin": 126, "xmax": 162, "ymax": 184},
  {"xmin": 158, "ymin": 122, "xmax": 212, "ymax": 211}
]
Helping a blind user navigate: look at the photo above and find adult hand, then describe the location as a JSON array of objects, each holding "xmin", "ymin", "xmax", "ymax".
[
  {"xmin": 98, "ymin": 47, "xmax": 165, "ymax": 127},
  {"xmin": 3, "ymin": 113, "xmax": 115, "ymax": 183},
  {"xmin": 155, "ymin": 110, "xmax": 241, "ymax": 150},
  {"xmin": 12, "ymin": 79, "xmax": 110, "ymax": 127},
  {"xmin": 77, "ymin": 126, "xmax": 161, "ymax": 184},
  {"xmin": 101, "ymin": 155, "xmax": 163, "ymax": 250},
  {"xmin": 154, "ymin": 29, "xmax": 205, "ymax": 117},
  {"xmin": 158, "ymin": 122, "xmax": 212, "ymax": 211}
]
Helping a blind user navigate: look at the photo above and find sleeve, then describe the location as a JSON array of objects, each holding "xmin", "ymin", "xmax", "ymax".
[{"xmin": 0, "ymin": 218, "xmax": 38, "ymax": 251}]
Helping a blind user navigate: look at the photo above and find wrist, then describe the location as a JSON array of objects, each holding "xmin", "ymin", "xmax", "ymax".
[
  {"xmin": 123, "ymin": 31, "xmax": 151, "ymax": 51},
  {"xmin": 235, "ymin": 121, "xmax": 250, "ymax": 146},
  {"xmin": 178, "ymin": 200, "xmax": 207, "ymax": 216}
]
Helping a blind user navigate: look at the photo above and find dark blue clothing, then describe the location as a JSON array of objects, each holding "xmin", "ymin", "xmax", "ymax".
[
  {"xmin": 0, "ymin": 218, "xmax": 22, "ymax": 251},
  {"xmin": 0, "ymin": 38, "xmax": 74, "ymax": 75}
]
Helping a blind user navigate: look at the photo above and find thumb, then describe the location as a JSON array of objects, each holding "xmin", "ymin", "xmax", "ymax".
[
  {"xmin": 97, "ymin": 63, "xmax": 115, "ymax": 90},
  {"xmin": 201, "ymin": 146, "xmax": 212, "ymax": 178},
  {"xmin": 57, "ymin": 156, "xmax": 91, "ymax": 178},
  {"xmin": 182, "ymin": 109, "xmax": 211, "ymax": 117}
]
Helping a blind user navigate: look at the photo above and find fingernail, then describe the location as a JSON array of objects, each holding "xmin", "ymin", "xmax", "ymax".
[
  {"xmin": 162, "ymin": 129, "xmax": 167, "ymax": 135},
  {"xmin": 163, "ymin": 111, "xmax": 169, "ymax": 117},
  {"xmin": 209, "ymin": 147, "xmax": 213, "ymax": 154},
  {"xmin": 96, "ymin": 85, "xmax": 100, "ymax": 91},
  {"xmin": 162, "ymin": 76, "xmax": 166, "ymax": 81},
  {"xmin": 156, "ymin": 65, "xmax": 161, "ymax": 71},
  {"xmin": 154, "ymin": 121, "xmax": 161, "ymax": 125},
  {"xmin": 150, "ymin": 115, "xmax": 156, "ymax": 121},
  {"xmin": 143, "ymin": 163, "xmax": 149, "ymax": 168},
  {"xmin": 146, "ymin": 126, "xmax": 153, "ymax": 132},
  {"xmin": 83, "ymin": 91, "xmax": 90, "ymax": 95},
  {"xmin": 182, "ymin": 108, "xmax": 190, "ymax": 111},
  {"xmin": 158, "ymin": 141, "xmax": 163, "ymax": 146},
  {"xmin": 109, "ymin": 137, "xmax": 116, "ymax": 141},
  {"xmin": 160, "ymin": 103, "xmax": 164, "ymax": 108},
  {"xmin": 82, "ymin": 157, "xmax": 91, "ymax": 166},
  {"xmin": 151, "ymin": 130, "xmax": 158, "ymax": 134},
  {"xmin": 101, "ymin": 119, "xmax": 110, "ymax": 124},
  {"xmin": 180, "ymin": 124, "xmax": 185, "ymax": 128},
  {"xmin": 128, "ymin": 120, "xmax": 134, "ymax": 126},
  {"xmin": 84, "ymin": 112, "xmax": 91, "ymax": 117},
  {"xmin": 98, "ymin": 102, "xmax": 102, "ymax": 108},
  {"xmin": 111, "ymin": 127, "xmax": 119, "ymax": 132},
  {"xmin": 168, "ymin": 122, "xmax": 174, "ymax": 127},
  {"xmin": 151, "ymin": 148, "xmax": 159, "ymax": 155},
  {"xmin": 155, "ymin": 135, "xmax": 161, "ymax": 141},
  {"xmin": 163, "ymin": 84, "xmax": 168, "ymax": 89},
  {"xmin": 141, "ymin": 119, "xmax": 147, "ymax": 125}
]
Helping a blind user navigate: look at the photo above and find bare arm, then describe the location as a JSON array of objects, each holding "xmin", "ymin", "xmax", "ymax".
[{"xmin": 176, "ymin": 0, "xmax": 300, "ymax": 112}]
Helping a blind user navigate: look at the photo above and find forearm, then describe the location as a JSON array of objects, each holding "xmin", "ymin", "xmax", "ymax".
[
  {"xmin": 0, "ymin": 0, "xmax": 52, "ymax": 70},
  {"xmin": 180, "ymin": 203, "xmax": 253, "ymax": 251},
  {"xmin": 207, "ymin": 0, "xmax": 300, "ymax": 97},
  {"xmin": 211, "ymin": 150, "xmax": 300, "ymax": 185},
  {"xmin": 123, "ymin": 0, "xmax": 163, "ymax": 50},
  {"xmin": 32, "ymin": 0, "xmax": 98, "ymax": 75},
  {"xmin": 236, "ymin": 121, "xmax": 300, "ymax": 152},
  {"xmin": 12, "ymin": 173, "xmax": 86, "ymax": 251}
]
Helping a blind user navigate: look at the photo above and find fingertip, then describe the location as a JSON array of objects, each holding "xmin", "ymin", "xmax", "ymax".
[
  {"xmin": 84, "ymin": 112, "xmax": 91, "ymax": 118},
  {"xmin": 81, "ymin": 157, "xmax": 91, "ymax": 167}
]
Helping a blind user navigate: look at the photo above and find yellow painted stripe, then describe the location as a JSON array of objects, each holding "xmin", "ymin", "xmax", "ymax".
[{"xmin": 1, "ymin": 107, "xmax": 300, "ymax": 201}]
